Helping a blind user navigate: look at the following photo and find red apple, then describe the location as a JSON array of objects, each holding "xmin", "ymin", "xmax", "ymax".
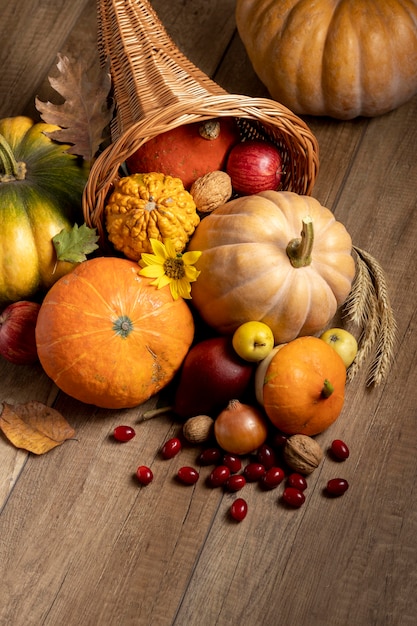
[
  {"xmin": 173, "ymin": 336, "xmax": 255, "ymax": 418},
  {"xmin": 226, "ymin": 140, "xmax": 283, "ymax": 195},
  {"xmin": 0, "ymin": 301, "xmax": 41, "ymax": 365}
]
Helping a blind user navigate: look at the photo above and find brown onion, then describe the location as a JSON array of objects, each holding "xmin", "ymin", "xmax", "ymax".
[{"xmin": 214, "ymin": 399, "xmax": 268, "ymax": 455}]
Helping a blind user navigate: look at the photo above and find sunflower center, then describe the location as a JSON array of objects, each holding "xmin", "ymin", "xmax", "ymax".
[{"xmin": 163, "ymin": 256, "xmax": 185, "ymax": 280}]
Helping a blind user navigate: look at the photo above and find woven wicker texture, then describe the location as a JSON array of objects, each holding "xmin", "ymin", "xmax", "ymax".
[{"xmin": 84, "ymin": 0, "xmax": 320, "ymax": 242}]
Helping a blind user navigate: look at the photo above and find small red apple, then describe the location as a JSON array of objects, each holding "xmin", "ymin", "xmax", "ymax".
[
  {"xmin": 226, "ymin": 139, "xmax": 283, "ymax": 195},
  {"xmin": 0, "ymin": 301, "xmax": 41, "ymax": 365}
]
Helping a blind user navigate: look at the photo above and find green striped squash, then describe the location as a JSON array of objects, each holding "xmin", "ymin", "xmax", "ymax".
[{"xmin": 0, "ymin": 116, "xmax": 88, "ymax": 303}]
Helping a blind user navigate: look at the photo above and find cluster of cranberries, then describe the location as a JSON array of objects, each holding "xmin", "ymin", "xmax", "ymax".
[{"xmin": 113, "ymin": 425, "xmax": 350, "ymax": 523}]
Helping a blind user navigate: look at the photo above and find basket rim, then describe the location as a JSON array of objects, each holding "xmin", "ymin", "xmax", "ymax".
[{"xmin": 83, "ymin": 92, "xmax": 320, "ymax": 241}]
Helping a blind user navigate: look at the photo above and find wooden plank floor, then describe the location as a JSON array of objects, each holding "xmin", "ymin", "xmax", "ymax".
[{"xmin": 1, "ymin": 1, "xmax": 416, "ymax": 625}]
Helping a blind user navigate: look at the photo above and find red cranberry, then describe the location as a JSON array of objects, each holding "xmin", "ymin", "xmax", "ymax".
[
  {"xmin": 177, "ymin": 466, "xmax": 199, "ymax": 485},
  {"xmin": 261, "ymin": 467, "xmax": 285, "ymax": 490},
  {"xmin": 198, "ymin": 447, "xmax": 222, "ymax": 465},
  {"xmin": 330, "ymin": 439, "xmax": 350, "ymax": 461},
  {"xmin": 161, "ymin": 437, "xmax": 182, "ymax": 459},
  {"xmin": 243, "ymin": 462, "xmax": 266, "ymax": 482},
  {"xmin": 223, "ymin": 453, "xmax": 242, "ymax": 474},
  {"xmin": 256, "ymin": 444, "xmax": 277, "ymax": 469},
  {"xmin": 230, "ymin": 498, "xmax": 248, "ymax": 522},
  {"xmin": 136, "ymin": 465, "xmax": 153, "ymax": 485},
  {"xmin": 282, "ymin": 487, "xmax": 305, "ymax": 508},
  {"xmin": 225, "ymin": 474, "xmax": 246, "ymax": 492},
  {"xmin": 208, "ymin": 465, "xmax": 231, "ymax": 487},
  {"xmin": 113, "ymin": 425, "xmax": 136, "ymax": 442},
  {"xmin": 326, "ymin": 478, "xmax": 349, "ymax": 497},
  {"xmin": 271, "ymin": 432, "xmax": 288, "ymax": 448},
  {"xmin": 287, "ymin": 473, "xmax": 308, "ymax": 491}
]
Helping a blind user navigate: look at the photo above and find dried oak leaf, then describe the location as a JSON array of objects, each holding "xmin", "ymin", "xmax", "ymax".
[
  {"xmin": 0, "ymin": 401, "xmax": 76, "ymax": 455},
  {"xmin": 35, "ymin": 52, "xmax": 114, "ymax": 163}
]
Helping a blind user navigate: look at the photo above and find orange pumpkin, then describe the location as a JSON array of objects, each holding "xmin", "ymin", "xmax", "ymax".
[
  {"xmin": 188, "ymin": 190, "xmax": 356, "ymax": 344},
  {"xmin": 35, "ymin": 257, "xmax": 195, "ymax": 409},
  {"xmin": 236, "ymin": 0, "xmax": 417, "ymax": 119},
  {"xmin": 260, "ymin": 336, "xmax": 347, "ymax": 435}
]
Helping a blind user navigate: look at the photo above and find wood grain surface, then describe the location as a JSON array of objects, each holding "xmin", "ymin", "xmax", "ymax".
[{"xmin": 0, "ymin": 1, "xmax": 416, "ymax": 625}]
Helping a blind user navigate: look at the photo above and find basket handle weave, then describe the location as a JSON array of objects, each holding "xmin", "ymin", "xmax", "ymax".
[{"xmin": 98, "ymin": 0, "xmax": 227, "ymax": 139}]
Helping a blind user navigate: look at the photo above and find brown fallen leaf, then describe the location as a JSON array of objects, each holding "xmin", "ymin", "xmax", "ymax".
[
  {"xmin": 35, "ymin": 52, "xmax": 114, "ymax": 163},
  {"xmin": 0, "ymin": 401, "xmax": 76, "ymax": 455}
]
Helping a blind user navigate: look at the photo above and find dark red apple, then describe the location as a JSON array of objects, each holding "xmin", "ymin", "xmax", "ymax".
[
  {"xmin": 173, "ymin": 336, "xmax": 254, "ymax": 418},
  {"xmin": 0, "ymin": 301, "xmax": 41, "ymax": 365},
  {"xmin": 226, "ymin": 139, "xmax": 283, "ymax": 195}
]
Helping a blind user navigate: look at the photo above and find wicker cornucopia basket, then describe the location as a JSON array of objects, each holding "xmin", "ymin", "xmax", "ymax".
[{"xmin": 82, "ymin": 0, "xmax": 320, "ymax": 243}]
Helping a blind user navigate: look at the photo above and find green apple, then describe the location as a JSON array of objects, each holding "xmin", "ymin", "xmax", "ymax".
[
  {"xmin": 232, "ymin": 321, "xmax": 275, "ymax": 362},
  {"xmin": 319, "ymin": 328, "xmax": 358, "ymax": 368}
]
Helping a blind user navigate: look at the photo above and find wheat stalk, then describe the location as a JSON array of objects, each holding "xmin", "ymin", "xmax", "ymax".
[
  {"xmin": 355, "ymin": 247, "xmax": 397, "ymax": 384},
  {"xmin": 342, "ymin": 246, "xmax": 397, "ymax": 385},
  {"xmin": 345, "ymin": 281, "xmax": 379, "ymax": 382},
  {"xmin": 344, "ymin": 251, "xmax": 375, "ymax": 327}
]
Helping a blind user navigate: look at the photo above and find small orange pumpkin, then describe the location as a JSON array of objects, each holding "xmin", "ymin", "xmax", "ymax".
[
  {"xmin": 35, "ymin": 257, "xmax": 195, "ymax": 409},
  {"xmin": 260, "ymin": 336, "xmax": 346, "ymax": 435}
]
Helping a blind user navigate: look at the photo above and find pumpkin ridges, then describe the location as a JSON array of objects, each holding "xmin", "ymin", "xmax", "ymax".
[
  {"xmin": 36, "ymin": 257, "xmax": 195, "ymax": 409},
  {"xmin": 262, "ymin": 336, "xmax": 346, "ymax": 435},
  {"xmin": 311, "ymin": 254, "xmax": 355, "ymax": 304},
  {"xmin": 191, "ymin": 247, "xmax": 290, "ymax": 334},
  {"xmin": 125, "ymin": 118, "xmax": 240, "ymax": 190},
  {"xmin": 189, "ymin": 191, "xmax": 355, "ymax": 343},
  {"xmin": 45, "ymin": 330, "xmax": 169, "ymax": 406},
  {"xmin": 0, "ymin": 117, "xmax": 33, "ymax": 153},
  {"xmin": 0, "ymin": 116, "xmax": 88, "ymax": 303},
  {"xmin": 236, "ymin": 0, "xmax": 417, "ymax": 119},
  {"xmin": 0, "ymin": 193, "xmax": 41, "ymax": 301}
]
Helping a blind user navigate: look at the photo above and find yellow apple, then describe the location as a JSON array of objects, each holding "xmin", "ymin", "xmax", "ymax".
[
  {"xmin": 319, "ymin": 328, "xmax": 358, "ymax": 368},
  {"xmin": 232, "ymin": 321, "xmax": 275, "ymax": 362}
]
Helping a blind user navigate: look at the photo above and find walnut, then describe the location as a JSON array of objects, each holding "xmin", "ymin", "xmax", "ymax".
[
  {"xmin": 182, "ymin": 414, "xmax": 214, "ymax": 443},
  {"xmin": 190, "ymin": 170, "xmax": 232, "ymax": 214},
  {"xmin": 283, "ymin": 434, "xmax": 324, "ymax": 475}
]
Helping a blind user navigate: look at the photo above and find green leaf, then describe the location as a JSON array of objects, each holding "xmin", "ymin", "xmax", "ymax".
[{"xmin": 53, "ymin": 223, "xmax": 99, "ymax": 263}]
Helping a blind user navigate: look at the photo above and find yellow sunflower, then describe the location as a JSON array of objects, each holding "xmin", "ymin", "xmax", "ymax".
[{"xmin": 138, "ymin": 238, "xmax": 201, "ymax": 300}]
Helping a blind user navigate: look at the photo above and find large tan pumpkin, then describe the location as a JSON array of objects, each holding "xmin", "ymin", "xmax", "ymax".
[
  {"xmin": 236, "ymin": 0, "xmax": 417, "ymax": 119},
  {"xmin": 188, "ymin": 191, "xmax": 355, "ymax": 344}
]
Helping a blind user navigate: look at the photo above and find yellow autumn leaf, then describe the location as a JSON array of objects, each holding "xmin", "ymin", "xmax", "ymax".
[{"xmin": 0, "ymin": 401, "xmax": 76, "ymax": 455}]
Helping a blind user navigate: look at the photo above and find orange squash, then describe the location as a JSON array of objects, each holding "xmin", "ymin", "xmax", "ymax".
[
  {"xmin": 260, "ymin": 336, "xmax": 347, "ymax": 435},
  {"xmin": 236, "ymin": 0, "xmax": 417, "ymax": 119},
  {"xmin": 126, "ymin": 118, "xmax": 240, "ymax": 189},
  {"xmin": 188, "ymin": 191, "xmax": 355, "ymax": 344},
  {"xmin": 35, "ymin": 257, "xmax": 194, "ymax": 409}
]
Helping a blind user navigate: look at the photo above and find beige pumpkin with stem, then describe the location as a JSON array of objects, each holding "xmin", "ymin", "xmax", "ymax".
[{"xmin": 188, "ymin": 190, "xmax": 355, "ymax": 344}]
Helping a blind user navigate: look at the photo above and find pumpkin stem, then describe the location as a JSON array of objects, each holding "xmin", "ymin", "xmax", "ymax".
[
  {"xmin": 286, "ymin": 216, "xmax": 314, "ymax": 268},
  {"xmin": 199, "ymin": 120, "xmax": 221, "ymax": 140},
  {"xmin": 113, "ymin": 315, "xmax": 134, "ymax": 338},
  {"xmin": 0, "ymin": 133, "xmax": 27, "ymax": 182},
  {"xmin": 321, "ymin": 379, "xmax": 334, "ymax": 398}
]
